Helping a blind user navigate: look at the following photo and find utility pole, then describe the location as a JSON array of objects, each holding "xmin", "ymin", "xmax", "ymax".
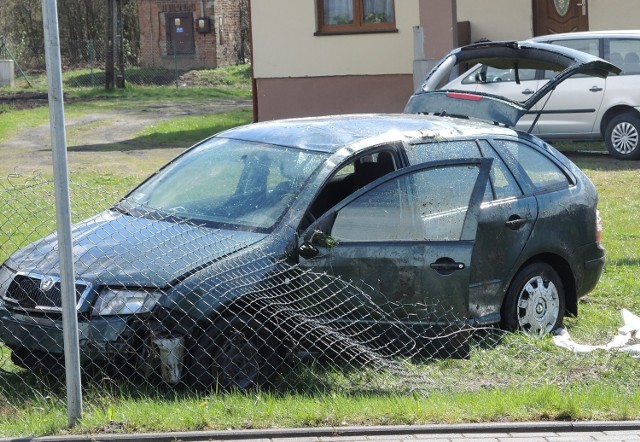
[
  {"xmin": 41, "ymin": 0, "xmax": 83, "ymax": 426},
  {"xmin": 105, "ymin": 0, "xmax": 125, "ymax": 89},
  {"xmin": 105, "ymin": 0, "xmax": 114, "ymax": 89}
]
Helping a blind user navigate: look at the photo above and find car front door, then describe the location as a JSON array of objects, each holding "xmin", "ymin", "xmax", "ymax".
[{"xmin": 296, "ymin": 159, "xmax": 491, "ymax": 334}]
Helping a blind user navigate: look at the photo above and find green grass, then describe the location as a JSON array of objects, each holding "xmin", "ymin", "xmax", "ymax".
[{"xmin": 135, "ymin": 107, "xmax": 253, "ymax": 145}]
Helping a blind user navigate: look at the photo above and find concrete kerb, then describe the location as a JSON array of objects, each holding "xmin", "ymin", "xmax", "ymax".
[{"xmin": 3, "ymin": 421, "xmax": 640, "ymax": 442}]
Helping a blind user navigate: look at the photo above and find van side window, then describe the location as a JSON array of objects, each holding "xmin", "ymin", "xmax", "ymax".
[
  {"xmin": 543, "ymin": 38, "xmax": 600, "ymax": 79},
  {"xmin": 607, "ymin": 39, "xmax": 640, "ymax": 74}
]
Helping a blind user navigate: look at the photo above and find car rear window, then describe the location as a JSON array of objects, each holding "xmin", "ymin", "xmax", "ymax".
[{"xmin": 491, "ymin": 139, "xmax": 570, "ymax": 191}]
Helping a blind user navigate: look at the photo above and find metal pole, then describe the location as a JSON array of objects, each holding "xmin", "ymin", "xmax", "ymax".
[{"xmin": 41, "ymin": 0, "xmax": 83, "ymax": 427}]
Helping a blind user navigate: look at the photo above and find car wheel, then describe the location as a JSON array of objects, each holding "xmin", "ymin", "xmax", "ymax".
[
  {"xmin": 501, "ymin": 263, "xmax": 565, "ymax": 335},
  {"xmin": 189, "ymin": 315, "xmax": 278, "ymax": 391},
  {"xmin": 605, "ymin": 112, "xmax": 640, "ymax": 160}
]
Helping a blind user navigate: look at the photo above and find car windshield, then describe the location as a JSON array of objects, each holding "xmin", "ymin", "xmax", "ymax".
[{"xmin": 118, "ymin": 137, "xmax": 328, "ymax": 231}]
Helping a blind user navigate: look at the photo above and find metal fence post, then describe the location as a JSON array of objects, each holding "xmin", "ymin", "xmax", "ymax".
[
  {"xmin": 41, "ymin": 0, "xmax": 83, "ymax": 427},
  {"xmin": 88, "ymin": 39, "xmax": 95, "ymax": 88}
]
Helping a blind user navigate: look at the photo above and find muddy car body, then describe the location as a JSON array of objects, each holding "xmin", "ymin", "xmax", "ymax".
[{"xmin": 0, "ymin": 42, "xmax": 611, "ymax": 388}]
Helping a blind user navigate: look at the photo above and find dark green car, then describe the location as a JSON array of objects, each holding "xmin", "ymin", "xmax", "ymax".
[{"xmin": 0, "ymin": 41, "xmax": 611, "ymax": 389}]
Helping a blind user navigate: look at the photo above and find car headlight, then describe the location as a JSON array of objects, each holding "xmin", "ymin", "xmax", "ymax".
[{"xmin": 92, "ymin": 289, "xmax": 162, "ymax": 316}]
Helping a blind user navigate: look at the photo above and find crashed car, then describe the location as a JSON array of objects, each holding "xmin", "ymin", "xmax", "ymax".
[{"xmin": 0, "ymin": 41, "xmax": 612, "ymax": 389}]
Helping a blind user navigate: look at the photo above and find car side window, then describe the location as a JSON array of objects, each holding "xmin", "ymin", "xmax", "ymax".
[
  {"xmin": 492, "ymin": 139, "xmax": 570, "ymax": 191},
  {"xmin": 306, "ymin": 149, "xmax": 397, "ymax": 223},
  {"xmin": 462, "ymin": 65, "xmax": 537, "ymax": 84},
  {"xmin": 543, "ymin": 38, "xmax": 600, "ymax": 79},
  {"xmin": 607, "ymin": 39, "xmax": 640, "ymax": 75},
  {"xmin": 405, "ymin": 140, "xmax": 480, "ymax": 163},
  {"xmin": 476, "ymin": 140, "xmax": 522, "ymax": 200},
  {"xmin": 331, "ymin": 164, "xmax": 481, "ymax": 242}
]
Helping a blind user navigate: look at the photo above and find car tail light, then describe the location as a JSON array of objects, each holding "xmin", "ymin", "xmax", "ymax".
[
  {"xmin": 445, "ymin": 92, "xmax": 483, "ymax": 101},
  {"xmin": 596, "ymin": 209, "xmax": 603, "ymax": 245}
]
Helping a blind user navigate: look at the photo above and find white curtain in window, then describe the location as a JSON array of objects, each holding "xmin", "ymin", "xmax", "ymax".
[
  {"xmin": 363, "ymin": 0, "xmax": 394, "ymax": 23},
  {"xmin": 324, "ymin": 0, "xmax": 354, "ymax": 25}
]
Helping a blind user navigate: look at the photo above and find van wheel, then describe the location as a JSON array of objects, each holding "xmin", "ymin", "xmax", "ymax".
[
  {"xmin": 605, "ymin": 112, "xmax": 640, "ymax": 160},
  {"xmin": 189, "ymin": 315, "xmax": 279, "ymax": 391},
  {"xmin": 501, "ymin": 263, "xmax": 565, "ymax": 335}
]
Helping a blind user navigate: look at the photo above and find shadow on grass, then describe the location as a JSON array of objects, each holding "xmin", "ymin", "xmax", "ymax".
[{"xmin": 66, "ymin": 126, "xmax": 237, "ymax": 153}]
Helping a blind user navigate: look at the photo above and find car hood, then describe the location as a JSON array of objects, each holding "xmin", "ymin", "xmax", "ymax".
[
  {"xmin": 405, "ymin": 40, "xmax": 621, "ymax": 127},
  {"xmin": 5, "ymin": 210, "xmax": 268, "ymax": 287}
]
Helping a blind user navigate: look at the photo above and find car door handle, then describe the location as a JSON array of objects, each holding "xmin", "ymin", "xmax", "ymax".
[
  {"xmin": 589, "ymin": 86, "xmax": 603, "ymax": 92},
  {"xmin": 521, "ymin": 89, "xmax": 535, "ymax": 95},
  {"xmin": 430, "ymin": 261, "xmax": 466, "ymax": 271},
  {"xmin": 505, "ymin": 215, "xmax": 528, "ymax": 230}
]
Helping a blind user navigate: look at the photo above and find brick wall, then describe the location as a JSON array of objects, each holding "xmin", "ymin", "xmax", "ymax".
[{"xmin": 137, "ymin": 0, "xmax": 245, "ymax": 70}]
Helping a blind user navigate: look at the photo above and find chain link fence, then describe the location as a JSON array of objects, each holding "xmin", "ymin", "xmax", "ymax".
[{"xmin": 1, "ymin": 172, "xmax": 638, "ymax": 427}]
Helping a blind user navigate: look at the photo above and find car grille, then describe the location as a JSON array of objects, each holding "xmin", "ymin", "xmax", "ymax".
[{"xmin": 5, "ymin": 274, "xmax": 89, "ymax": 312}]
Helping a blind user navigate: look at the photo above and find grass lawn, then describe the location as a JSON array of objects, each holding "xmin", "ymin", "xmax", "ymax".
[{"xmin": 0, "ymin": 82, "xmax": 639, "ymax": 436}]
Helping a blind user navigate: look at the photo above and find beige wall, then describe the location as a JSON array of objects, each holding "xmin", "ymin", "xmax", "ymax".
[
  {"xmin": 457, "ymin": 0, "xmax": 640, "ymax": 42},
  {"xmin": 457, "ymin": 0, "xmax": 533, "ymax": 42},
  {"xmin": 588, "ymin": 0, "xmax": 640, "ymax": 30},
  {"xmin": 251, "ymin": 0, "xmax": 419, "ymax": 78}
]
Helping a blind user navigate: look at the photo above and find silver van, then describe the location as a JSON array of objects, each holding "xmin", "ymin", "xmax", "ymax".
[{"xmin": 444, "ymin": 31, "xmax": 640, "ymax": 160}]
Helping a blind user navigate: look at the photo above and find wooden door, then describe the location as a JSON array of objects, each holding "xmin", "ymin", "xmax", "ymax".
[{"xmin": 533, "ymin": 0, "xmax": 589, "ymax": 36}]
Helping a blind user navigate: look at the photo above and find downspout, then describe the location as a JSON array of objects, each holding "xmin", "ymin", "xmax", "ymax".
[
  {"xmin": 248, "ymin": 0, "xmax": 258, "ymax": 122},
  {"xmin": 149, "ymin": 0, "xmax": 154, "ymax": 64}
]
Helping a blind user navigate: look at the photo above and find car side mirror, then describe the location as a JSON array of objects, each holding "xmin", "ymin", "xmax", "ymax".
[{"xmin": 298, "ymin": 242, "xmax": 319, "ymax": 260}]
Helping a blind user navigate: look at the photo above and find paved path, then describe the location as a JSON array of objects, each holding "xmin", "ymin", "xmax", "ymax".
[{"xmin": 4, "ymin": 421, "xmax": 640, "ymax": 442}]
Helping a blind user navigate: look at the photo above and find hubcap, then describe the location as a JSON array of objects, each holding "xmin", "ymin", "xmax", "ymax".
[
  {"xmin": 516, "ymin": 275, "xmax": 560, "ymax": 335},
  {"xmin": 612, "ymin": 122, "xmax": 639, "ymax": 155}
]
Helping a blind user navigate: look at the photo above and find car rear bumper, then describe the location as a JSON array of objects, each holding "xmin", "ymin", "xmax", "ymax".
[{"xmin": 577, "ymin": 243, "xmax": 605, "ymax": 297}]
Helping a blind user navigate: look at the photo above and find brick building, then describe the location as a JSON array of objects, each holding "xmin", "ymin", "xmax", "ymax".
[{"xmin": 137, "ymin": 0, "xmax": 248, "ymax": 70}]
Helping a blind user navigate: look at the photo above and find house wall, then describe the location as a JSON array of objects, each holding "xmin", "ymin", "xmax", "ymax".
[
  {"xmin": 457, "ymin": 0, "xmax": 640, "ymax": 43},
  {"xmin": 252, "ymin": 0, "xmax": 640, "ymax": 122},
  {"xmin": 457, "ymin": 0, "xmax": 533, "ymax": 42},
  {"xmin": 252, "ymin": 0, "xmax": 420, "ymax": 121},
  {"xmin": 588, "ymin": 0, "xmax": 640, "ymax": 30}
]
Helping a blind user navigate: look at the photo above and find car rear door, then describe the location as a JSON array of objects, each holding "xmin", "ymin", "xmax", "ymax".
[{"xmin": 296, "ymin": 158, "xmax": 491, "ymax": 327}]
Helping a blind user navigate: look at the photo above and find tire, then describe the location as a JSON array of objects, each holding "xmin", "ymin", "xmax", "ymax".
[
  {"xmin": 189, "ymin": 315, "xmax": 279, "ymax": 391},
  {"xmin": 501, "ymin": 263, "xmax": 565, "ymax": 335},
  {"xmin": 605, "ymin": 112, "xmax": 640, "ymax": 160}
]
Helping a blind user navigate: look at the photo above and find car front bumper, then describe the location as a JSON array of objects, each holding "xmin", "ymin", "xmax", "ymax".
[{"xmin": 0, "ymin": 306, "xmax": 187, "ymax": 383}]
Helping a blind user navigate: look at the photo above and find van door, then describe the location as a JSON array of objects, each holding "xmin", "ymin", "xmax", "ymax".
[{"xmin": 532, "ymin": 37, "xmax": 606, "ymax": 137}]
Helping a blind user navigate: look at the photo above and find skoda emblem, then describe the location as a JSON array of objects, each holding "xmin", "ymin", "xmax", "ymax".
[
  {"xmin": 40, "ymin": 276, "xmax": 55, "ymax": 292},
  {"xmin": 553, "ymin": 0, "xmax": 570, "ymax": 17}
]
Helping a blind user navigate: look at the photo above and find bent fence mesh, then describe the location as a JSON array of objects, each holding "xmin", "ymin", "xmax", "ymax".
[{"xmin": 0, "ymin": 173, "xmax": 638, "ymax": 420}]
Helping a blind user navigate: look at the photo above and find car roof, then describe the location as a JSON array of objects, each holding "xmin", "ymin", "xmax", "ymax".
[
  {"xmin": 216, "ymin": 113, "xmax": 517, "ymax": 153},
  {"xmin": 532, "ymin": 30, "xmax": 640, "ymax": 40}
]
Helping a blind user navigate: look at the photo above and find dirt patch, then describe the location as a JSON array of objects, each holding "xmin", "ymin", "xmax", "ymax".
[
  {"xmin": 0, "ymin": 91, "xmax": 51, "ymax": 111},
  {"xmin": 0, "ymin": 98, "xmax": 252, "ymax": 177}
]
